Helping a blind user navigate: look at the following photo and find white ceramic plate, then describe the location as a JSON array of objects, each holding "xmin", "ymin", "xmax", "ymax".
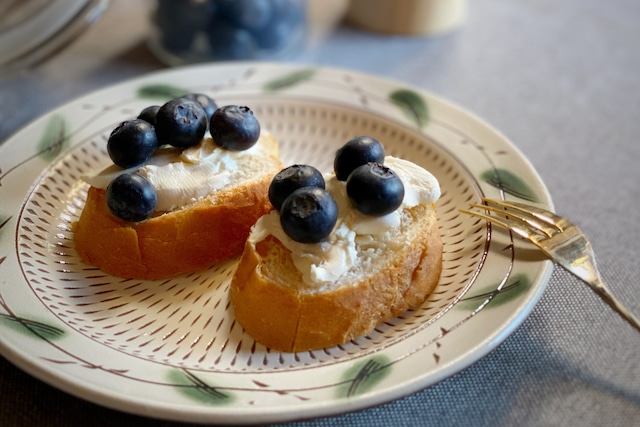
[{"xmin": 0, "ymin": 63, "xmax": 553, "ymax": 424}]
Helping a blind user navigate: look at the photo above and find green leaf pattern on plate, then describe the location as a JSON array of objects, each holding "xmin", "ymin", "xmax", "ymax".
[
  {"xmin": 337, "ymin": 355, "xmax": 391, "ymax": 398},
  {"xmin": 481, "ymin": 169, "xmax": 538, "ymax": 202},
  {"xmin": 0, "ymin": 291, "xmax": 65, "ymax": 341},
  {"xmin": 456, "ymin": 273, "xmax": 532, "ymax": 311},
  {"xmin": 263, "ymin": 69, "xmax": 316, "ymax": 92},
  {"xmin": 37, "ymin": 115, "xmax": 69, "ymax": 162},
  {"xmin": 389, "ymin": 89, "xmax": 429, "ymax": 129},
  {"xmin": 0, "ymin": 313, "xmax": 65, "ymax": 341},
  {"xmin": 137, "ymin": 84, "xmax": 191, "ymax": 100},
  {"xmin": 168, "ymin": 369, "xmax": 234, "ymax": 405}
]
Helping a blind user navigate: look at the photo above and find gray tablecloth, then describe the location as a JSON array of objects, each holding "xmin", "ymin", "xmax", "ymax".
[{"xmin": 1, "ymin": 1, "xmax": 639, "ymax": 426}]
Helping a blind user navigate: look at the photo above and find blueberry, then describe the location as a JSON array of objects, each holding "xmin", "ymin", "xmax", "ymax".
[
  {"xmin": 154, "ymin": 0, "xmax": 215, "ymax": 52},
  {"xmin": 107, "ymin": 119, "xmax": 158, "ymax": 169},
  {"xmin": 346, "ymin": 163, "xmax": 404, "ymax": 216},
  {"xmin": 207, "ymin": 20, "xmax": 258, "ymax": 60},
  {"xmin": 209, "ymin": 105, "xmax": 260, "ymax": 151},
  {"xmin": 271, "ymin": 0, "xmax": 306, "ymax": 24},
  {"xmin": 280, "ymin": 187, "xmax": 338, "ymax": 243},
  {"xmin": 217, "ymin": 0, "xmax": 273, "ymax": 31},
  {"xmin": 252, "ymin": 0, "xmax": 305, "ymax": 50},
  {"xmin": 137, "ymin": 105, "xmax": 160, "ymax": 126},
  {"xmin": 253, "ymin": 21, "xmax": 293, "ymax": 50},
  {"xmin": 155, "ymin": 98, "xmax": 208, "ymax": 148},
  {"xmin": 180, "ymin": 93, "xmax": 218, "ymax": 122},
  {"xmin": 106, "ymin": 173, "xmax": 157, "ymax": 222},
  {"xmin": 252, "ymin": 20, "xmax": 294, "ymax": 51},
  {"xmin": 269, "ymin": 164, "xmax": 325, "ymax": 211},
  {"xmin": 334, "ymin": 136, "xmax": 385, "ymax": 181}
]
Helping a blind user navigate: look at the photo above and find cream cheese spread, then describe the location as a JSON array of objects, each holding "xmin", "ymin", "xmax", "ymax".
[
  {"xmin": 249, "ymin": 156, "xmax": 440, "ymax": 288},
  {"xmin": 83, "ymin": 131, "xmax": 274, "ymax": 212}
]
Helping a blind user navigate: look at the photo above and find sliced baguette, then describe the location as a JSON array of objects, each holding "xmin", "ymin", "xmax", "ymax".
[
  {"xmin": 230, "ymin": 196, "xmax": 442, "ymax": 353},
  {"xmin": 74, "ymin": 132, "xmax": 281, "ymax": 280}
]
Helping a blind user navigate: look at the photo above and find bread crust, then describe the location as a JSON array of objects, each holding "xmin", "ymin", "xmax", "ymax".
[
  {"xmin": 74, "ymin": 135, "xmax": 282, "ymax": 280},
  {"xmin": 230, "ymin": 206, "xmax": 442, "ymax": 353}
]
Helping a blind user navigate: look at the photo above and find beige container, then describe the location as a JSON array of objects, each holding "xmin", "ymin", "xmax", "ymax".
[{"xmin": 346, "ymin": 0, "xmax": 466, "ymax": 36}]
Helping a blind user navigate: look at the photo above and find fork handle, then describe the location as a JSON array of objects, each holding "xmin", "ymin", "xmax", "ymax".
[{"xmin": 590, "ymin": 280, "xmax": 640, "ymax": 333}]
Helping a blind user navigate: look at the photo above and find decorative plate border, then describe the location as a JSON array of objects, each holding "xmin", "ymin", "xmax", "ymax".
[{"xmin": 0, "ymin": 63, "xmax": 553, "ymax": 424}]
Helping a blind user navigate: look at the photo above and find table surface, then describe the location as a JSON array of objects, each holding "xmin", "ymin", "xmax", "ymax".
[{"xmin": 1, "ymin": 1, "xmax": 639, "ymax": 426}]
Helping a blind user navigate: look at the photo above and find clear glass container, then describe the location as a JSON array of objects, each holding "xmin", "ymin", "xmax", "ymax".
[
  {"xmin": 148, "ymin": 0, "xmax": 307, "ymax": 66},
  {"xmin": 0, "ymin": 0, "xmax": 109, "ymax": 76}
]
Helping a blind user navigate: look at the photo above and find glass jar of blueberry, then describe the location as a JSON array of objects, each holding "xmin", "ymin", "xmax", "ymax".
[{"xmin": 149, "ymin": 0, "xmax": 307, "ymax": 65}]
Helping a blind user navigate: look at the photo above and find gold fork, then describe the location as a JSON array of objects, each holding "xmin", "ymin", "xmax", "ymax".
[{"xmin": 461, "ymin": 198, "xmax": 640, "ymax": 332}]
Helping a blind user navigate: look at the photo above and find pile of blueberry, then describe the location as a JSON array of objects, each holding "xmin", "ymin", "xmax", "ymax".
[
  {"xmin": 104, "ymin": 94, "xmax": 260, "ymax": 222},
  {"xmin": 154, "ymin": 0, "xmax": 306, "ymax": 61},
  {"xmin": 268, "ymin": 136, "xmax": 405, "ymax": 243}
]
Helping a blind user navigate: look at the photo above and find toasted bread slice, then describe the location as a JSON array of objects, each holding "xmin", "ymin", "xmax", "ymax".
[
  {"xmin": 230, "ymin": 159, "xmax": 442, "ymax": 353},
  {"xmin": 74, "ymin": 132, "xmax": 281, "ymax": 280}
]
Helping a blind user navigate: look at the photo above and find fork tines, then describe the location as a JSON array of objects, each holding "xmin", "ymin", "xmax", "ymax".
[{"xmin": 460, "ymin": 198, "xmax": 566, "ymax": 242}]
